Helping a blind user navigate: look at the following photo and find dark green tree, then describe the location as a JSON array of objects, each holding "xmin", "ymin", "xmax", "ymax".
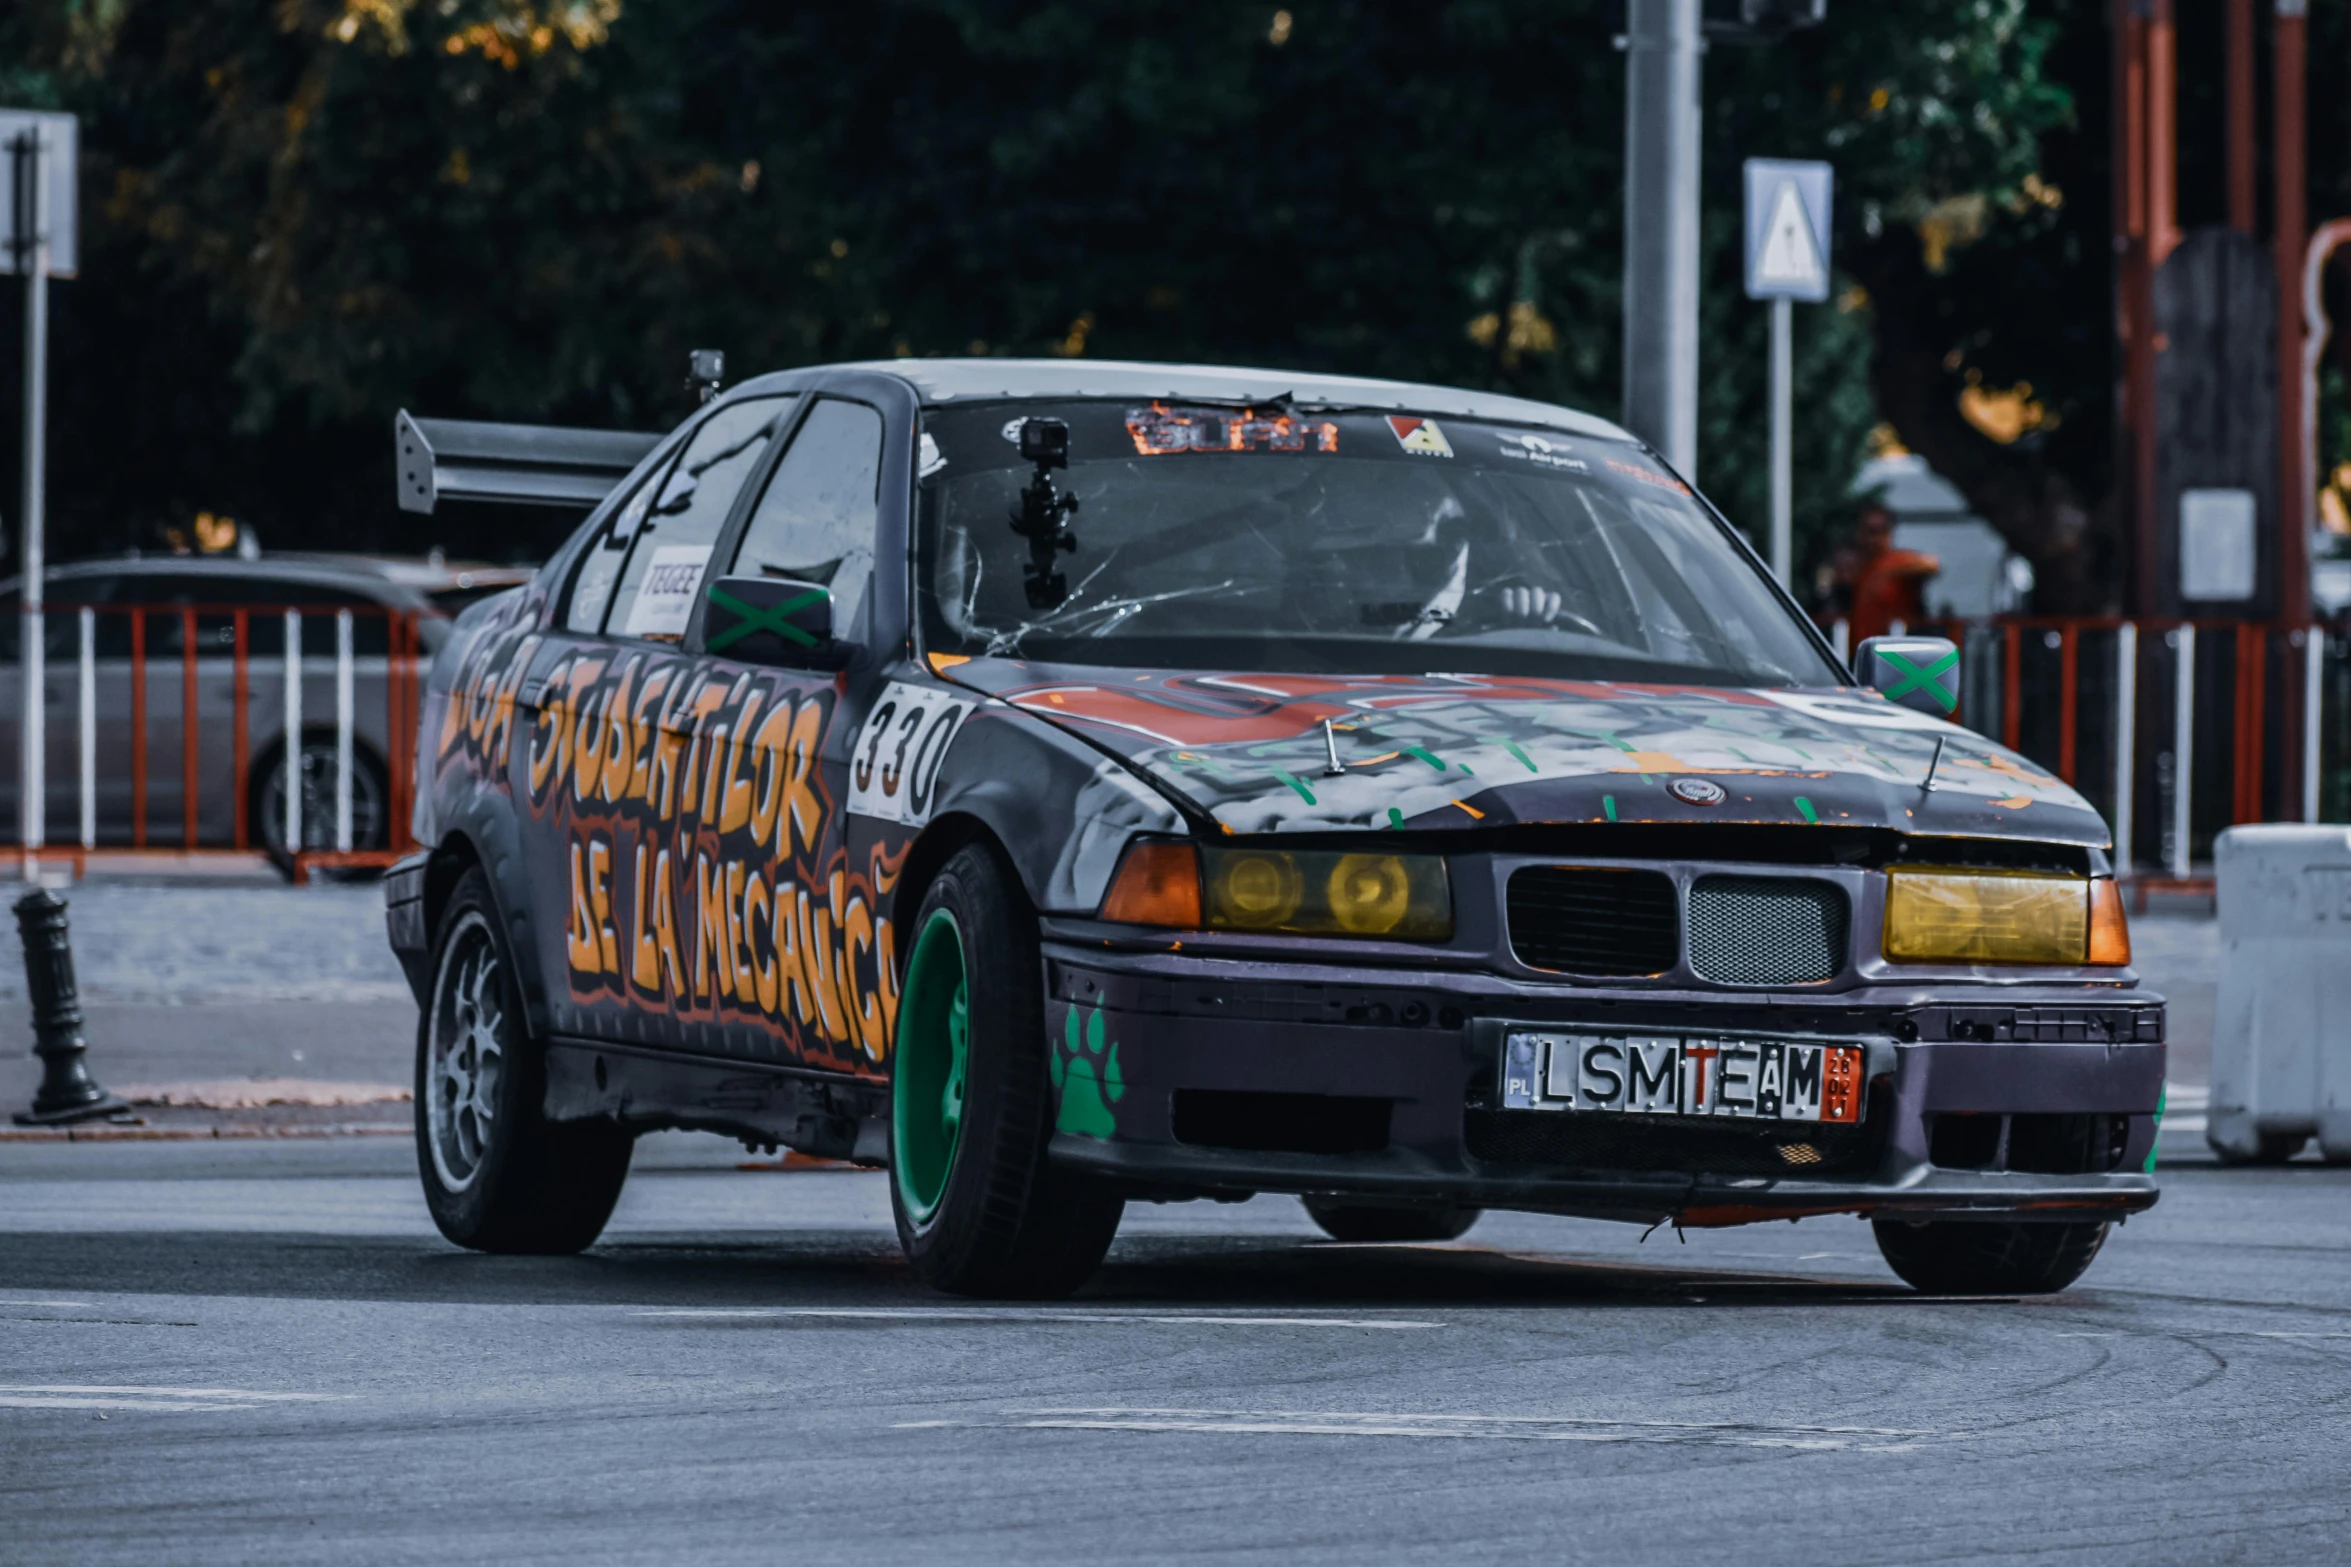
[{"xmin": 0, "ymin": 0, "xmax": 2131, "ymax": 608}]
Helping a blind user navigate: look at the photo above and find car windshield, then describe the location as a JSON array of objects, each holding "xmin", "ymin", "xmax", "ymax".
[{"xmin": 916, "ymin": 400, "xmax": 1839, "ymax": 685}]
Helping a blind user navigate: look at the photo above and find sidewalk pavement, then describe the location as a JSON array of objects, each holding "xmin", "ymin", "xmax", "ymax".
[{"xmin": 0, "ymin": 878, "xmax": 414, "ymax": 1138}]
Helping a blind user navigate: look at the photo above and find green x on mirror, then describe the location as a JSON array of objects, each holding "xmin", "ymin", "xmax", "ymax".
[
  {"xmin": 1853, "ymin": 634, "xmax": 1960, "ymax": 718},
  {"xmin": 703, "ymin": 575, "xmax": 840, "ymax": 668}
]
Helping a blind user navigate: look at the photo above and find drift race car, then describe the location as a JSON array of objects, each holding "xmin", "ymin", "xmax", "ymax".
[{"xmin": 382, "ymin": 358, "xmax": 2161, "ymax": 1298}]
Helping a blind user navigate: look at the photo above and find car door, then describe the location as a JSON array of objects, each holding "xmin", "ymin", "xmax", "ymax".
[
  {"xmin": 49, "ymin": 570, "xmax": 389, "ymax": 852},
  {"xmin": 507, "ymin": 392, "xmax": 800, "ymax": 1052},
  {"xmin": 665, "ymin": 393, "xmax": 893, "ymax": 1076},
  {"xmin": 193, "ymin": 574, "xmax": 403, "ymax": 856}
]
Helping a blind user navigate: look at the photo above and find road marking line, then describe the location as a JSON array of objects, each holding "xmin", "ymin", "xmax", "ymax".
[
  {"xmin": 2052, "ymin": 1330, "xmax": 2351, "ymax": 1341},
  {"xmin": 1017, "ymin": 1406, "xmax": 1933, "ymax": 1435},
  {"xmin": 0, "ymin": 1385, "xmax": 343, "ymax": 1401},
  {"xmin": 0, "ymin": 1395, "xmax": 265, "ymax": 1412},
  {"xmin": 898, "ymin": 1407, "xmax": 1935, "ymax": 1451},
  {"xmin": 634, "ymin": 1308, "xmax": 1441, "ymax": 1329},
  {"xmin": 0, "ymin": 1299, "xmax": 94, "ymax": 1308}
]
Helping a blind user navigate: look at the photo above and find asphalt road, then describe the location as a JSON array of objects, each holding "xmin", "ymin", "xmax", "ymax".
[{"xmin": 1, "ymin": 1133, "xmax": 2345, "ymax": 1565}]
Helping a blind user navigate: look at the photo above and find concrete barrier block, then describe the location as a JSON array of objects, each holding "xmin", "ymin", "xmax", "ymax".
[{"xmin": 2211, "ymin": 825, "xmax": 2351, "ymax": 1163}]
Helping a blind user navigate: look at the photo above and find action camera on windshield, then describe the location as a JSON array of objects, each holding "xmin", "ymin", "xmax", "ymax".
[{"xmin": 1018, "ymin": 416, "xmax": 1070, "ymax": 468}]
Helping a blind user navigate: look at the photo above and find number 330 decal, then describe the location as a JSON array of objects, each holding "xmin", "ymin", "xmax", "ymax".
[{"xmin": 848, "ymin": 682, "xmax": 979, "ymax": 826}]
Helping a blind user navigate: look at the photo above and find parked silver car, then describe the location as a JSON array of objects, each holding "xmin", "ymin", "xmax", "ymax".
[{"xmin": 0, "ymin": 556, "xmax": 489, "ymax": 858}]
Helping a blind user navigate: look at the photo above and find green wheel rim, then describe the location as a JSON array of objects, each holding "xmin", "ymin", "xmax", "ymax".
[{"xmin": 892, "ymin": 908, "xmax": 969, "ymax": 1226}]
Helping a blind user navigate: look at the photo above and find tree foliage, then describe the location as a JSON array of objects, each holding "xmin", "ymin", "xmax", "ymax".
[{"xmin": 1, "ymin": 0, "xmax": 2102, "ymax": 600}]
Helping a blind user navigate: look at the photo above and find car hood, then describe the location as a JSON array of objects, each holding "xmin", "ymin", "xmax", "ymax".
[{"xmin": 938, "ymin": 658, "xmax": 2111, "ymax": 847}]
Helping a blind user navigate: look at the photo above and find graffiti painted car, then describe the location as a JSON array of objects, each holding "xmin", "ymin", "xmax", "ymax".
[{"xmin": 384, "ymin": 359, "xmax": 2160, "ymax": 1297}]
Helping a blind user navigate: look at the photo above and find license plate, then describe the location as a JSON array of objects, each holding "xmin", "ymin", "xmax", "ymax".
[{"xmin": 1499, "ymin": 1033, "xmax": 1863, "ymax": 1123}]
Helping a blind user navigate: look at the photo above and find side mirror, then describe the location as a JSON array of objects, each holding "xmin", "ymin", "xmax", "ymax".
[
  {"xmin": 702, "ymin": 575, "xmax": 844, "ymax": 668},
  {"xmin": 1853, "ymin": 634, "xmax": 1960, "ymax": 718}
]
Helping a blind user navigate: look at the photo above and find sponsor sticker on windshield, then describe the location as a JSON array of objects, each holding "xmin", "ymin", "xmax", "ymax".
[
  {"xmin": 622, "ymin": 543, "xmax": 713, "ymax": 639},
  {"xmin": 1496, "ymin": 430, "xmax": 1590, "ymax": 472},
  {"xmin": 1604, "ymin": 457, "xmax": 1693, "ymax": 495},
  {"xmin": 1126, "ymin": 403, "xmax": 1339, "ymax": 455},
  {"xmin": 1387, "ymin": 416, "xmax": 1454, "ymax": 457}
]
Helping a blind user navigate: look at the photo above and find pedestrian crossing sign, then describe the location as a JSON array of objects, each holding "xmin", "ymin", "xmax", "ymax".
[{"xmin": 1743, "ymin": 158, "xmax": 1833, "ymax": 303}]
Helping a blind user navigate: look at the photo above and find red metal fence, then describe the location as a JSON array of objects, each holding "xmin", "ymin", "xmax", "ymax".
[
  {"xmin": 2, "ymin": 601, "xmax": 424, "ymax": 882},
  {"xmin": 1837, "ymin": 613, "xmax": 2336, "ymax": 882},
  {"xmin": 3, "ymin": 599, "xmax": 2333, "ymax": 884}
]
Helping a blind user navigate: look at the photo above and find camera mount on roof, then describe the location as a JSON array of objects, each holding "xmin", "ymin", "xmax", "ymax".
[
  {"xmin": 1009, "ymin": 417, "xmax": 1080, "ymax": 610},
  {"xmin": 686, "ymin": 349, "xmax": 725, "ymax": 405}
]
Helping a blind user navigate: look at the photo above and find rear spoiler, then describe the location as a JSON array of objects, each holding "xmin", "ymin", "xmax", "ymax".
[{"xmin": 395, "ymin": 410, "xmax": 661, "ymax": 514}]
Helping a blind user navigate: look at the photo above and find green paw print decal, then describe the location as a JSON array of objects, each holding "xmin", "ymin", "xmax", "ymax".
[{"xmin": 1051, "ymin": 1005, "xmax": 1125, "ymax": 1138}]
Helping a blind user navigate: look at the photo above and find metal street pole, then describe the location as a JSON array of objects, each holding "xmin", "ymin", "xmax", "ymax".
[
  {"xmin": 14, "ymin": 129, "xmax": 46, "ymax": 873},
  {"xmin": 1769, "ymin": 296, "xmax": 1793, "ymax": 585},
  {"xmin": 1622, "ymin": 0, "xmax": 1702, "ymax": 475},
  {"xmin": 2275, "ymin": 0, "xmax": 2309, "ymax": 625}
]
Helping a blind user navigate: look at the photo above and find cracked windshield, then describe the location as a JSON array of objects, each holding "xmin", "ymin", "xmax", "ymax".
[{"xmin": 918, "ymin": 401, "xmax": 1839, "ymax": 684}]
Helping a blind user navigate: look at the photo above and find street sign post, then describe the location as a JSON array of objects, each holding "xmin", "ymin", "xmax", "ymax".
[
  {"xmin": 0, "ymin": 111, "xmax": 78, "ymax": 278},
  {"xmin": 1743, "ymin": 157, "xmax": 1834, "ymax": 591},
  {"xmin": 4, "ymin": 110, "xmax": 79, "ymax": 872}
]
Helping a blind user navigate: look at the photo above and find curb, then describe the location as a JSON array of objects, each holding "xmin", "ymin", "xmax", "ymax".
[{"xmin": 1, "ymin": 1121, "xmax": 407, "ymax": 1143}]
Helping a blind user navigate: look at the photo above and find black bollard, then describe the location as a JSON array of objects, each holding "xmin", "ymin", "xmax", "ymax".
[{"xmin": 12, "ymin": 888, "xmax": 129, "ymax": 1126}]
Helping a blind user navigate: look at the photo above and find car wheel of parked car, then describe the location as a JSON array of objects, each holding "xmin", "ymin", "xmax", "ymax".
[
  {"xmin": 416, "ymin": 867, "xmax": 633, "ymax": 1254},
  {"xmin": 1302, "ymin": 1197, "xmax": 1482, "ymax": 1243},
  {"xmin": 254, "ymin": 736, "xmax": 389, "ymax": 862},
  {"xmin": 1871, "ymin": 1218, "xmax": 2109, "ymax": 1295},
  {"xmin": 891, "ymin": 843, "xmax": 1124, "ymax": 1298}
]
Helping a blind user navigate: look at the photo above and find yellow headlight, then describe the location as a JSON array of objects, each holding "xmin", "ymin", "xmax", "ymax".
[
  {"xmin": 1883, "ymin": 868, "xmax": 2090, "ymax": 964},
  {"xmin": 1216, "ymin": 852, "xmax": 1302, "ymax": 928},
  {"xmin": 1203, "ymin": 848, "xmax": 1451, "ymax": 940},
  {"xmin": 1327, "ymin": 854, "xmax": 1414, "ymax": 934}
]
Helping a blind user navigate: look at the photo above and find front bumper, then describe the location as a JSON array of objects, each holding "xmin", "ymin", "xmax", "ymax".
[
  {"xmin": 1041, "ymin": 942, "xmax": 2165, "ymax": 1227},
  {"xmin": 383, "ymin": 850, "xmax": 433, "ymax": 1005}
]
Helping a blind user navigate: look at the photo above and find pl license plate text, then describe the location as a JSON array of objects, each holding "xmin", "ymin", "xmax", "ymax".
[{"xmin": 1500, "ymin": 1033, "xmax": 1864, "ymax": 1123}]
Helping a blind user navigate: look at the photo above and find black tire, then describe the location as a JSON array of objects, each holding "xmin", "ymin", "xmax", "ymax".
[
  {"xmin": 890, "ymin": 843, "xmax": 1124, "ymax": 1298},
  {"xmin": 1303, "ymin": 1197, "xmax": 1482, "ymax": 1243},
  {"xmin": 1871, "ymin": 1218, "xmax": 2110, "ymax": 1295},
  {"xmin": 254, "ymin": 733, "xmax": 390, "ymax": 876},
  {"xmin": 415, "ymin": 867, "xmax": 633, "ymax": 1254},
  {"xmin": 2212, "ymin": 1130, "xmax": 2307, "ymax": 1166}
]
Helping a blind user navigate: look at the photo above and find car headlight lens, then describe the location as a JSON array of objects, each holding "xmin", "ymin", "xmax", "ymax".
[
  {"xmin": 1883, "ymin": 868, "xmax": 2125, "ymax": 965},
  {"xmin": 1202, "ymin": 847, "xmax": 1451, "ymax": 940},
  {"xmin": 1218, "ymin": 852, "xmax": 1303, "ymax": 928},
  {"xmin": 1327, "ymin": 853, "xmax": 1415, "ymax": 934}
]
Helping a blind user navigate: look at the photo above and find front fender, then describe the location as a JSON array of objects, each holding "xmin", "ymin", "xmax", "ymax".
[{"xmin": 911, "ymin": 699, "xmax": 1186, "ymax": 917}]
